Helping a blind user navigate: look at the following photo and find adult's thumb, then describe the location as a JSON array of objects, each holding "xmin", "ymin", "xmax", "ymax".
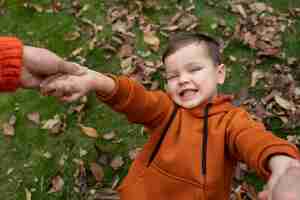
[{"xmin": 58, "ymin": 61, "xmax": 87, "ymax": 75}]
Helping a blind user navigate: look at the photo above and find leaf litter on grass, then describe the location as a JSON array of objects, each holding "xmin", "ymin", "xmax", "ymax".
[{"xmin": 1, "ymin": 0, "xmax": 300, "ymax": 199}]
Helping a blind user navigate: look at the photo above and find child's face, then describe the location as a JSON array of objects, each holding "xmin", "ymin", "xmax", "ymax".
[{"xmin": 165, "ymin": 42, "xmax": 225, "ymax": 108}]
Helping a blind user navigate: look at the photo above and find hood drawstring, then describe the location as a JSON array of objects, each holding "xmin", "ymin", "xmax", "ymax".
[
  {"xmin": 147, "ymin": 104, "xmax": 178, "ymax": 167},
  {"xmin": 201, "ymin": 103, "xmax": 212, "ymax": 175},
  {"xmin": 147, "ymin": 102, "xmax": 212, "ymax": 175}
]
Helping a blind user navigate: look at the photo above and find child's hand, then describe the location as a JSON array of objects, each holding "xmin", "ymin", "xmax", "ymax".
[
  {"xmin": 40, "ymin": 69, "xmax": 97, "ymax": 102},
  {"xmin": 272, "ymin": 166, "xmax": 300, "ymax": 200},
  {"xmin": 21, "ymin": 46, "xmax": 87, "ymax": 89},
  {"xmin": 258, "ymin": 156, "xmax": 300, "ymax": 200}
]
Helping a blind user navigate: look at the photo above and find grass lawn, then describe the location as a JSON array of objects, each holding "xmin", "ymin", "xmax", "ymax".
[{"xmin": 0, "ymin": 0, "xmax": 299, "ymax": 199}]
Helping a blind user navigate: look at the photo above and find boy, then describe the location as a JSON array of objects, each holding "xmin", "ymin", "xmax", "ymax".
[{"xmin": 41, "ymin": 33, "xmax": 300, "ymax": 200}]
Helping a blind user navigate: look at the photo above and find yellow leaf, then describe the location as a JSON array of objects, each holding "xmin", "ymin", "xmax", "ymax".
[
  {"xmin": 79, "ymin": 124, "xmax": 99, "ymax": 138},
  {"xmin": 143, "ymin": 31, "xmax": 160, "ymax": 51},
  {"xmin": 25, "ymin": 188, "xmax": 32, "ymax": 200}
]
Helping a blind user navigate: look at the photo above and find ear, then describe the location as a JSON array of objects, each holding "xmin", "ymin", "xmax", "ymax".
[{"xmin": 216, "ymin": 64, "xmax": 226, "ymax": 84}]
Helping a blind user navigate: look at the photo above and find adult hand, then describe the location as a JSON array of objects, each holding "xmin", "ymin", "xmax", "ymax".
[{"xmin": 20, "ymin": 46, "xmax": 86, "ymax": 89}]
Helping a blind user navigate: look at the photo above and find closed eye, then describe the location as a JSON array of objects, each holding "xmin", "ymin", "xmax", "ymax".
[
  {"xmin": 166, "ymin": 74, "xmax": 179, "ymax": 81},
  {"xmin": 190, "ymin": 67, "xmax": 203, "ymax": 72}
]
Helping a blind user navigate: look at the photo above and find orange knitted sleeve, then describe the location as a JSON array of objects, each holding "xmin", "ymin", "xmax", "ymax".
[{"xmin": 0, "ymin": 37, "xmax": 23, "ymax": 91}]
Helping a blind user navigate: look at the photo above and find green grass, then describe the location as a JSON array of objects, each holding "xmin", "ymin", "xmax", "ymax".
[{"xmin": 0, "ymin": 0, "xmax": 299, "ymax": 199}]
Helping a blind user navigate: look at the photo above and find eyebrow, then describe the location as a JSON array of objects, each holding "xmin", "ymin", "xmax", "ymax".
[{"xmin": 185, "ymin": 62, "xmax": 202, "ymax": 67}]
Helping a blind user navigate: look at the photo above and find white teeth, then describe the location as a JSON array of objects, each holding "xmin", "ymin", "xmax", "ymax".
[{"xmin": 180, "ymin": 89, "xmax": 197, "ymax": 97}]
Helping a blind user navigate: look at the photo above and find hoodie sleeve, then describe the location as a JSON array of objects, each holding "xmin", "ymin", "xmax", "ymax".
[
  {"xmin": 226, "ymin": 107, "xmax": 300, "ymax": 180},
  {"xmin": 0, "ymin": 37, "xmax": 23, "ymax": 91},
  {"xmin": 97, "ymin": 75, "xmax": 174, "ymax": 131}
]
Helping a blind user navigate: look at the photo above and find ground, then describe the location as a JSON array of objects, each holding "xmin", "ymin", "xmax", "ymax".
[{"xmin": 0, "ymin": 0, "xmax": 299, "ymax": 199}]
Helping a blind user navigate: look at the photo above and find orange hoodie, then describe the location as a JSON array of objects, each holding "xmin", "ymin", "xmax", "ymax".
[
  {"xmin": 98, "ymin": 76, "xmax": 300, "ymax": 200},
  {"xmin": 0, "ymin": 37, "xmax": 23, "ymax": 91}
]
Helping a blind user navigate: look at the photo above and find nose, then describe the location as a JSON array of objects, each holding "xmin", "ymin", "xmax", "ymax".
[{"xmin": 178, "ymin": 73, "xmax": 190, "ymax": 85}]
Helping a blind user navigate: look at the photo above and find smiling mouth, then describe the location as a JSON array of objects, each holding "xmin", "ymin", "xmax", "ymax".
[{"xmin": 179, "ymin": 89, "xmax": 198, "ymax": 99}]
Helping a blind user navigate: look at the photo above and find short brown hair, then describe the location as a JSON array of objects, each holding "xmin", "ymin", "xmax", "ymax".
[{"xmin": 162, "ymin": 32, "xmax": 221, "ymax": 66}]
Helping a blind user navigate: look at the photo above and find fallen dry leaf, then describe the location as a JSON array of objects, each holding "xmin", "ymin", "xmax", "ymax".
[
  {"xmin": 9, "ymin": 115, "xmax": 16, "ymax": 125},
  {"xmin": 128, "ymin": 148, "xmax": 142, "ymax": 160},
  {"xmin": 70, "ymin": 47, "xmax": 83, "ymax": 57},
  {"xmin": 95, "ymin": 188, "xmax": 120, "ymax": 200},
  {"xmin": 102, "ymin": 131, "xmax": 116, "ymax": 140},
  {"xmin": 64, "ymin": 31, "xmax": 81, "ymax": 41},
  {"xmin": 118, "ymin": 44, "xmax": 134, "ymax": 58},
  {"xmin": 42, "ymin": 114, "xmax": 65, "ymax": 134},
  {"xmin": 274, "ymin": 95, "xmax": 296, "ymax": 111},
  {"xmin": 27, "ymin": 112, "xmax": 40, "ymax": 125},
  {"xmin": 25, "ymin": 188, "xmax": 32, "ymax": 200},
  {"xmin": 143, "ymin": 30, "xmax": 160, "ymax": 51},
  {"xmin": 48, "ymin": 175, "xmax": 64, "ymax": 193},
  {"xmin": 79, "ymin": 124, "xmax": 99, "ymax": 138},
  {"xmin": 110, "ymin": 156, "xmax": 124, "ymax": 170},
  {"xmin": 2, "ymin": 122, "xmax": 15, "ymax": 136},
  {"xmin": 249, "ymin": 2, "xmax": 268, "ymax": 13},
  {"xmin": 90, "ymin": 162, "xmax": 104, "ymax": 182},
  {"xmin": 251, "ymin": 69, "xmax": 265, "ymax": 87}
]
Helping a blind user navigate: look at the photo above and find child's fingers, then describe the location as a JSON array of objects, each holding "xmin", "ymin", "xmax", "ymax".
[
  {"xmin": 60, "ymin": 93, "xmax": 82, "ymax": 102},
  {"xmin": 258, "ymin": 190, "xmax": 269, "ymax": 200},
  {"xmin": 40, "ymin": 73, "xmax": 63, "ymax": 88}
]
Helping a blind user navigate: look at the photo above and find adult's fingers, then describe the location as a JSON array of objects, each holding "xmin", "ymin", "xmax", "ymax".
[{"xmin": 57, "ymin": 61, "xmax": 88, "ymax": 75}]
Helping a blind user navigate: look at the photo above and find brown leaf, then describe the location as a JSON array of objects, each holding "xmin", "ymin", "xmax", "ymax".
[
  {"xmin": 274, "ymin": 95, "xmax": 296, "ymax": 111},
  {"xmin": 27, "ymin": 112, "xmax": 40, "ymax": 125},
  {"xmin": 110, "ymin": 156, "xmax": 124, "ymax": 170},
  {"xmin": 79, "ymin": 124, "xmax": 99, "ymax": 138},
  {"xmin": 249, "ymin": 2, "xmax": 267, "ymax": 13},
  {"xmin": 112, "ymin": 20, "xmax": 127, "ymax": 33},
  {"xmin": 143, "ymin": 30, "xmax": 160, "ymax": 51},
  {"xmin": 48, "ymin": 176, "xmax": 64, "ymax": 193},
  {"xmin": 95, "ymin": 188, "xmax": 120, "ymax": 200},
  {"xmin": 102, "ymin": 131, "xmax": 116, "ymax": 140},
  {"xmin": 233, "ymin": 4, "xmax": 247, "ymax": 18},
  {"xmin": 128, "ymin": 148, "xmax": 142, "ymax": 160},
  {"xmin": 118, "ymin": 44, "xmax": 134, "ymax": 58},
  {"xmin": 251, "ymin": 69, "xmax": 265, "ymax": 87},
  {"xmin": 287, "ymin": 135, "xmax": 300, "ymax": 145},
  {"xmin": 2, "ymin": 122, "xmax": 15, "ymax": 136},
  {"xmin": 242, "ymin": 32, "xmax": 257, "ymax": 49},
  {"xmin": 42, "ymin": 115, "xmax": 64, "ymax": 134},
  {"xmin": 64, "ymin": 31, "xmax": 81, "ymax": 41},
  {"xmin": 90, "ymin": 162, "xmax": 104, "ymax": 182}
]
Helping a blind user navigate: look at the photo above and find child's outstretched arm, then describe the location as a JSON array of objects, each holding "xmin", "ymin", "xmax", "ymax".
[
  {"xmin": 258, "ymin": 155, "xmax": 300, "ymax": 200},
  {"xmin": 41, "ymin": 69, "xmax": 174, "ymax": 131},
  {"xmin": 40, "ymin": 69, "xmax": 115, "ymax": 102}
]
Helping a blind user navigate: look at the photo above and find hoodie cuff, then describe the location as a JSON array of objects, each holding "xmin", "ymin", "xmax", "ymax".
[
  {"xmin": 96, "ymin": 75, "xmax": 132, "ymax": 110},
  {"xmin": 0, "ymin": 37, "xmax": 23, "ymax": 91},
  {"xmin": 257, "ymin": 144, "xmax": 300, "ymax": 180}
]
